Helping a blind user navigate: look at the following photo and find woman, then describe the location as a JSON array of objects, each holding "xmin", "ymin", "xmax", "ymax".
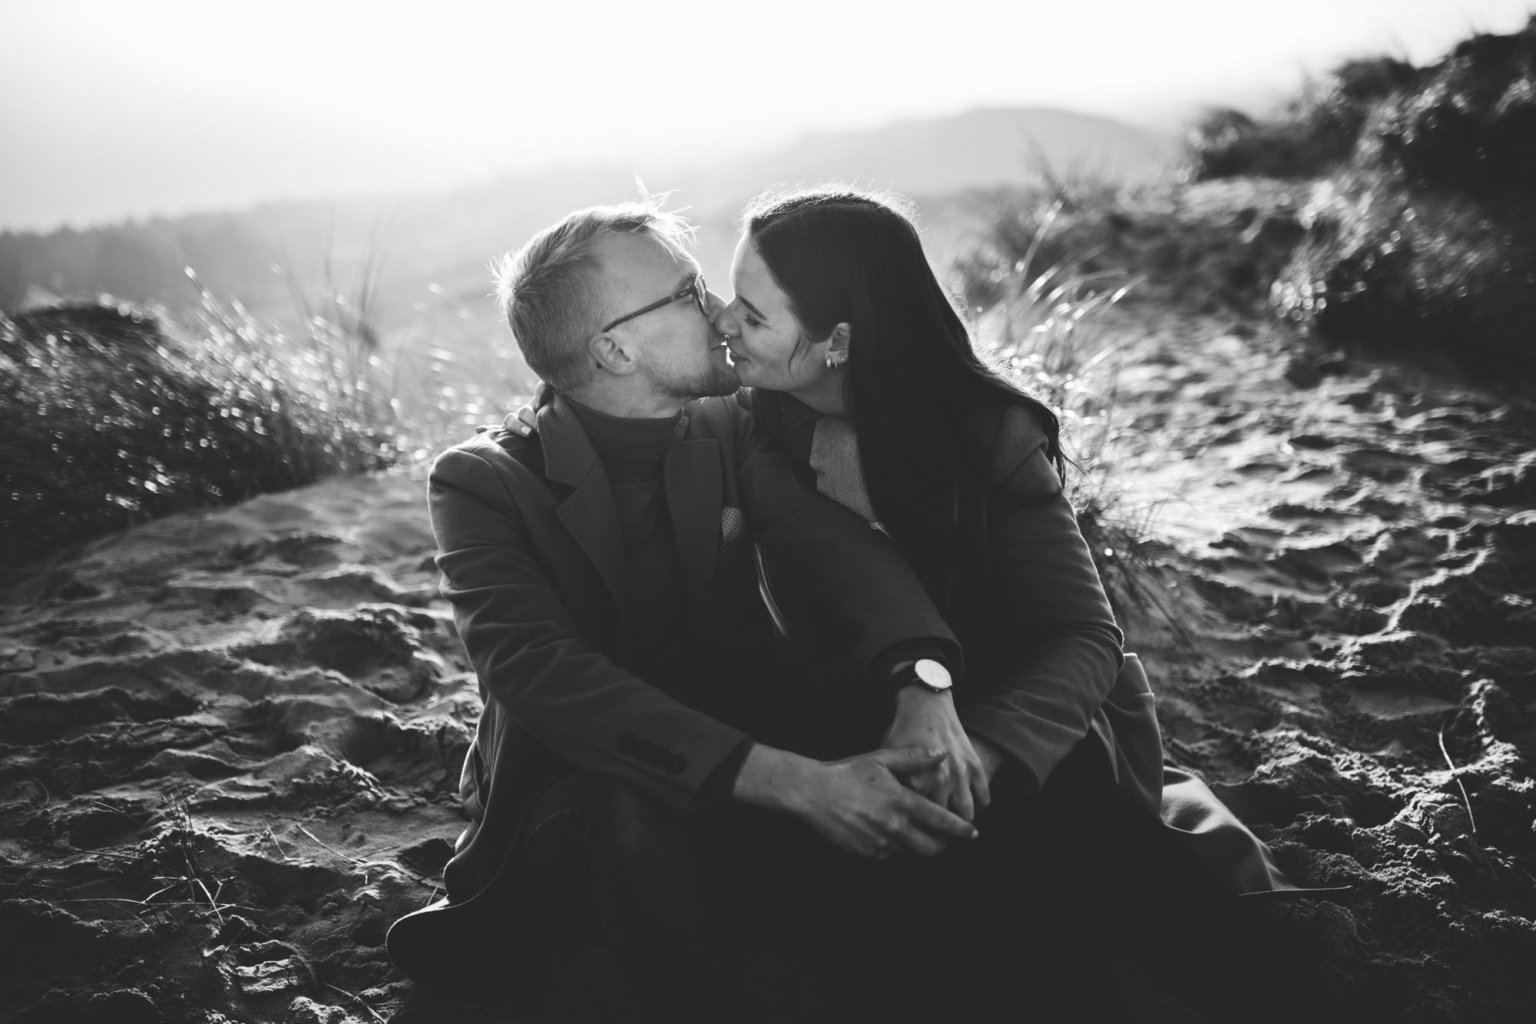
[
  {"xmin": 710, "ymin": 186, "xmax": 1321, "ymax": 1021},
  {"xmin": 719, "ymin": 187, "xmax": 1144, "ymax": 811}
]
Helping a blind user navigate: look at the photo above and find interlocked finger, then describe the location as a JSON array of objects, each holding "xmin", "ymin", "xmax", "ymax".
[
  {"xmin": 904, "ymin": 792, "xmax": 977, "ymax": 841},
  {"xmin": 951, "ymin": 771, "xmax": 976, "ymax": 822},
  {"xmin": 867, "ymin": 822, "xmax": 901, "ymax": 859},
  {"xmin": 972, "ymin": 768, "xmax": 992, "ymax": 813},
  {"xmin": 906, "ymin": 767, "xmax": 943, "ymax": 804}
]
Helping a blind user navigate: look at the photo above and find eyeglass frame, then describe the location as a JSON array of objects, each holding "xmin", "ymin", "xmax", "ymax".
[{"xmin": 598, "ymin": 274, "xmax": 710, "ymax": 333}]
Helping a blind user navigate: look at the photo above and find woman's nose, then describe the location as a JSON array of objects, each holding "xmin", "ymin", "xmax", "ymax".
[{"xmin": 710, "ymin": 297, "xmax": 738, "ymax": 335}]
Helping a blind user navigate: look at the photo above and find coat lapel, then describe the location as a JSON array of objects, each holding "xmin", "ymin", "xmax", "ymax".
[
  {"xmin": 539, "ymin": 396, "xmax": 626, "ymax": 615},
  {"xmin": 663, "ymin": 415, "xmax": 720, "ymax": 639}
]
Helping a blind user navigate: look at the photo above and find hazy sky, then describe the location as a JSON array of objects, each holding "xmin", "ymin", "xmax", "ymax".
[{"xmin": 2, "ymin": 0, "xmax": 1531, "ymax": 231}]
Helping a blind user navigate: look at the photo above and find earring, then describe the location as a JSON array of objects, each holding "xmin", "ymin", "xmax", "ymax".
[{"xmin": 825, "ymin": 351, "xmax": 847, "ymax": 370}]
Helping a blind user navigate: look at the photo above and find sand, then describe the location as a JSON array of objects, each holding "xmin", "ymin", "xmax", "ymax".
[
  {"xmin": 0, "ymin": 469, "xmax": 469, "ymax": 1023},
  {"xmin": 3, "ymin": 250, "xmax": 1535, "ymax": 1020},
  {"xmin": 1079, "ymin": 305, "xmax": 1536, "ymax": 1021}
]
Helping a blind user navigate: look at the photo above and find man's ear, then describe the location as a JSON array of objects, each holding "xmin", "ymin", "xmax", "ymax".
[
  {"xmin": 826, "ymin": 322, "xmax": 852, "ymax": 361},
  {"xmin": 588, "ymin": 332, "xmax": 638, "ymax": 376}
]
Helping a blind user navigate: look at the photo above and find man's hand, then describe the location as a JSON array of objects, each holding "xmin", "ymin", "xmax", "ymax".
[
  {"xmin": 733, "ymin": 745, "xmax": 977, "ymax": 859},
  {"xmin": 883, "ymin": 687, "xmax": 990, "ymax": 821}
]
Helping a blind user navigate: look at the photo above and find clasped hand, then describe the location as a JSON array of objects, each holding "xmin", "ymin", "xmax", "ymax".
[
  {"xmin": 882, "ymin": 687, "xmax": 992, "ymax": 825},
  {"xmin": 795, "ymin": 747, "xmax": 979, "ymax": 859}
]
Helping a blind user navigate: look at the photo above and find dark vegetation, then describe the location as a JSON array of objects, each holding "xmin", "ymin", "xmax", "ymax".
[
  {"xmin": 957, "ymin": 16, "xmax": 1536, "ymax": 390},
  {"xmin": 0, "ymin": 298, "xmax": 400, "ymax": 574},
  {"xmin": 1182, "ymin": 57, "xmax": 1420, "ymax": 183},
  {"xmin": 1187, "ymin": 15, "xmax": 1536, "ymax": 381}
]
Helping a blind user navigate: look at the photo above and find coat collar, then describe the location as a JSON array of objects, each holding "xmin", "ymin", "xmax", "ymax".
[
  {"xmin": 538, "ymin": 394, "xmax": 625, "ymax": 611},
  {"xmin": 538, "ymin": 392, "xmax": 602, "ymax": 489}
]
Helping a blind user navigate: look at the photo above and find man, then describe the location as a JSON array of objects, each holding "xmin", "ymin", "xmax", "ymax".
[{"xmin": 387, "ymin": 199, "xmax": 982, "ymax": 1022}]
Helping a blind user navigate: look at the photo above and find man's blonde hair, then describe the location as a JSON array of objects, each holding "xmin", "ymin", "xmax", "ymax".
[{"xmin": 492, "ymin": 197, "xmax": 695, "ymax": 391}]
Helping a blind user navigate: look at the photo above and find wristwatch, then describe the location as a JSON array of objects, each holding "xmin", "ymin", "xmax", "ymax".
[{"xmin": 898, "ymin": 658, "xmax": 953, "ymax": 694}]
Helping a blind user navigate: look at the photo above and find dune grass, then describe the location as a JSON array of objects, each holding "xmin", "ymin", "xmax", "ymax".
[
  {"xmin": 0, "ymin": 283, "xmax": 406, "ymax": 573},
  {"xmin": 949, "ymin": 193, "xmax": 1160, "ymax": 617},
  {"xmin": 953, "ymin": 197, "xmax": 1136, "ymax": 481}
]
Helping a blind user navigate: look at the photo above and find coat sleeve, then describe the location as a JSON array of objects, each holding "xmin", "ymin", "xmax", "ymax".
[
  {"xmin": 723, "ymin": 400, "xmax": 961, "ymax": 680},
  {"xmin": 430, "ymin": 444, "xmax": 750, "ymax": 814},
  {"xmin": 957, "ymin": 405, "xmax": 1125, "ymax": 791}
]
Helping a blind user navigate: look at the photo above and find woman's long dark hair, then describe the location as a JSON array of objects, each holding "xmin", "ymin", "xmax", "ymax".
[{"xmin": 744, "ymin": 186, "xmax": 1065, "ymax": 593}]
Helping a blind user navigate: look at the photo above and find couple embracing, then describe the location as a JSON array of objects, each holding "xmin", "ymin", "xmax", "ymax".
[{"xmin": 387, "ymin": 188, "xmax": 1325, "ymax": 1023}]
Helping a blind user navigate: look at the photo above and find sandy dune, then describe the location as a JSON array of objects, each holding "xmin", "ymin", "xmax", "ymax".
[
  {"xmin": 2, "ymin": 304, "xmax": 1534, "ymax": 1021},
  {"xmin": 1076, "ymin": 307, "xmax": 1536, "ymax": 1020},
  {"xmin": 1, "ymin": 469, "xmax": 471, "ymax": 1023}
]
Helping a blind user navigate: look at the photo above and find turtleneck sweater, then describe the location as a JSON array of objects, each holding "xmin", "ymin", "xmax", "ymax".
[{"xmin": 567, "ymin": 399, "xmax": 688, "ymax": 695}]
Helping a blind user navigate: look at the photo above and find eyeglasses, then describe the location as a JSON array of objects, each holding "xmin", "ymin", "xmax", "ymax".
[{"xmin": 599, "ymin": 274, "xmax": 710, "ymax": 333}]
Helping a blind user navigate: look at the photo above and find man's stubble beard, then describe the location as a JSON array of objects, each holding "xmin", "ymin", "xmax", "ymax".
[{"xmin": 659, "ymin": 359, "xmax": 740, "ymax": 402}]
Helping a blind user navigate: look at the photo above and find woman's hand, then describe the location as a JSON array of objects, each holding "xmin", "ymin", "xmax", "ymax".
[
  {"xmin": 508, "ymin": 381, "xmax": 554, "ymax": 435},
  {"xmin": 970, "ymin": 734, "xmax": 1010, "ymax": 786},
  {"xmin": 509, "ymin": 401, "xmax": 539, "ymax": 435},
  {"xmin": 883, "ymin": 688, "xmax": 991, "ymax": 822}
]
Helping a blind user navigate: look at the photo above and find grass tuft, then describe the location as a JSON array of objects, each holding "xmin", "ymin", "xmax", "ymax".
[
  {"xmin": 953, "ymin": 192, "xmax": 1157, "ymax": 618},
  {"xmin": 0, "ymin": 287, "xmax": 402, "ymax": 573}
]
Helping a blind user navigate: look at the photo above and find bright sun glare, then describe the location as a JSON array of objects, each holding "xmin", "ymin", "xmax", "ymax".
[{"xmin": 1, "ymin": 0, "xmax": 1532, "ymax": 229}]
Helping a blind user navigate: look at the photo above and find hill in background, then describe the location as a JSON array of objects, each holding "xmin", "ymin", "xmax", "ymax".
[{"xmin": 0, "ymin": 106, "xmax": 1173, "ymax": 338}]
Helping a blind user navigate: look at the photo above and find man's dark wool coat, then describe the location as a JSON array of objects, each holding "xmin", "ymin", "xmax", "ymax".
[{"xmin": 387, "ymin": 393, "xmax": 958, "ymax": 980}]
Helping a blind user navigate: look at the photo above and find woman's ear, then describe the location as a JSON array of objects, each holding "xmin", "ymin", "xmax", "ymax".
[
  {"xmin": 589, "ymin": 332, "xmax": 637, "ymax": 376},
  {"xmin": 827, "ymin": 322, "xmax": 852, "ymax": 363}
]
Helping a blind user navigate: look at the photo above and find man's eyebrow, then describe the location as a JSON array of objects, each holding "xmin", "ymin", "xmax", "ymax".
[{"xmin": 738, "ymin": 294, "xmax": 768, "ymax": 320}]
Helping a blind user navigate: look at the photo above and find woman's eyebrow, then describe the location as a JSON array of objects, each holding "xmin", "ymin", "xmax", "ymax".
[{"xmin": 738, "ymin": 294, "xmax": 768, "ymax": 321}]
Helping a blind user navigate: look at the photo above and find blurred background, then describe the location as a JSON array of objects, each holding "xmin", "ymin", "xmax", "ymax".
[
  {"xmin": 4, "ymin": 0, "xmax": 1531, "ymax": 349},
  {"xmin": 3, "ymin": 0, "xmax": 1534, "ymax": 520}
]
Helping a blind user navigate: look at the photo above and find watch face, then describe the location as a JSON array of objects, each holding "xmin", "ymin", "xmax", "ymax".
[{"xmin": 915, "ymin": 658, "xmax": 952, "ymax": 690}]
